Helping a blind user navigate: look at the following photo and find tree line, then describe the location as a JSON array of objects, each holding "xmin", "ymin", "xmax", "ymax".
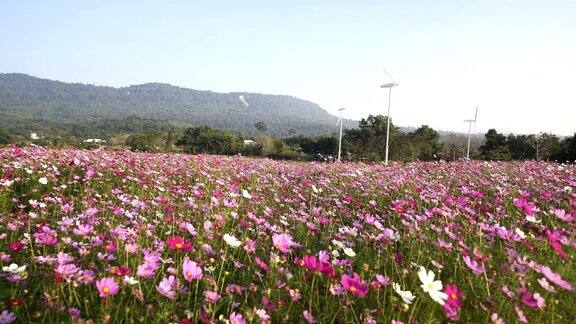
[{"xmin": 2, "ymin": 115, "xmax": 574, "ymax": 163}]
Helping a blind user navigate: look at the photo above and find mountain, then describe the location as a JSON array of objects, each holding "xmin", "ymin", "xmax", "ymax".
[{"xmin": 0, "ymin": 73, "xmax": 355, "ymax": 138}]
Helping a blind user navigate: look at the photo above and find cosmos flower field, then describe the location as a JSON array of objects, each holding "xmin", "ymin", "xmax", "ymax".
[{"xmin": 0, "ymin": 146, "xmax": 575, "ymax": 323}]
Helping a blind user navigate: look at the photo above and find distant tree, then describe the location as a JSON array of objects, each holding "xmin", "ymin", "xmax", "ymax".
[
  {"xmin": 254, "ymin": 121, "xmax": 268, "ymax": 134},
  {"xmin": 550, "ymin": 133, "xmax": 576, "ymax": 162},
  {"xmin": 506, "ymin": 134, "xmax": 534, "ymax": 160},
  {"xmin": 126, "ymin": 131, "xmax": 167, "ymax": 152},
  {"xmin": 176, "ymin": 126, "xmax": 242, "ymax": 155},
  {"xmin": 481, "ymin": 129, "xmax": 510, "ymax": 160},
  {"xmin": 344, "ymin": 115, "xmax": 401, "ymax": 161},
  {"xmin": 408, "ymin": 125, "xmax": 442, "ymax": 161},
  {"xmin": 527, "ymin": 133, "xmax": 559, "ymax": 160}
]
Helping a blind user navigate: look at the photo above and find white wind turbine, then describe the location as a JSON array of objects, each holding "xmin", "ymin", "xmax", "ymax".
[
  {"xmin": 464, "ymin": 107, "xmax": 478, "ymax": 159},
  {"xmin": 381, "ymin": 75, "xmax": 399, "ymax": 165},
  {"xmin": 336, "ymin": 107, "xmax": 345, "ymax": 161}
]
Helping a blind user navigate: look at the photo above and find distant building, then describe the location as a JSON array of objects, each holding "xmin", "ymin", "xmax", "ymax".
[
  {"xmin": 83, "ymin": 138, "xmax": 106, "ymax": 143},
  {"xmin": 243, "ymin": 139, "xmax": 256, "ymax": 146}
]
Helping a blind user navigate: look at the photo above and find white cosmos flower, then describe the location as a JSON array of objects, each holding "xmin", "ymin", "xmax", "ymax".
[
  {"xmin": 392, "ymin": 282, "xmax": 415, "ymax": 304},
  {"xmin": 38, "ymin": 177, "xmax": 48, "ymax": 185},
  {"xmin": 2, "ymin": 263, "xmax": 26, "ymax": 274},
  {"xmin": 123, "ymin": 276, "xmax": 139, "ymax": 285},
  {"xmin": 343, "ymin": 247, "xmax": 356, "ymax": 257},
  {"xmin": 515, "ymin": 228, "xmax": 527, "ymax": 239},
  {"xmin": 242, "ymin": 190, "xmax": 252, "ymax": 199},
  {"xmin": 223, "ymin": 234, "xmax": 242, "ymax": 248},
  {"xmin": 526, "ymin": 216, "xmax": 542, "ymax": 224},
  {"xmin": 418, "ymin": 266, "xmax": 448, "ymax": 305}
]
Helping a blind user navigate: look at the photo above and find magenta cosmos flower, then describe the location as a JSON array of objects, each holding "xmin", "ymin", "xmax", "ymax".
[
  {"xmin": 95, "ymin": 277, "xmax": 119, "ymax": 298},
  {"xmin": 166, "ymin": 236, "xmax": 193, "ymax": 252},
  {"xmin": 341, "ymin": 273, "xmax": 369, "ymax": 298},
  {"xmin": 182, "ymin": 257, "xmax": 203, "ymax": 281},
  {"xmin": 443, "ymin": 284, "xmax": 463, "ymax": 320},
  {"xmin": 301, "ymin": 255, "xmax": 335, "ymax": 278}
]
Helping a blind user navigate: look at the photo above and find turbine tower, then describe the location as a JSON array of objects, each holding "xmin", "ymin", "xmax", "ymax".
[
  {"xmin": 381, "ymin": 81, "xmax": 399, "ymax": 165},
  {"xmin": 336, "ymin": 107, "xmax": 345, "ymax": 161},
  {"xmin": 464, "ymin": 107, "xmax": 478, "ymax": 159}
]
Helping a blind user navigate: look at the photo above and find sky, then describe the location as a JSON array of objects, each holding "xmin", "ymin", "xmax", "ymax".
[{"xmin": 1, "ymin": 0, "xmax": 575, "ymax": 136}]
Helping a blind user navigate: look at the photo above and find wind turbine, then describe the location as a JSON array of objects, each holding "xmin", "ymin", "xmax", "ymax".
[
  {"xmin": 336, "ymin": 107, "xmax": 345, "ymax": 161},
  {"xmin": 464, "ymin": 107, "xmax": 478, "ymax": 159},
  {"xmin": 381, "ymin": 81, "xmax": 399, "ymax": 165}
]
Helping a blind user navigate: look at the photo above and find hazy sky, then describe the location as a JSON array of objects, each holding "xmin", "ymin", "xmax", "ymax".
[{"xmin": 1, "ymin": 0, "xmax": 575, "ymax": 135}]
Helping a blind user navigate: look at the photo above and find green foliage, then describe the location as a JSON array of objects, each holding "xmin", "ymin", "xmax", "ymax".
[
  {"xmin": 126, "ymin": 131, "xmax": 179, "ymax": 152},
  {"xmin": 0, "ymin": 129, "xmax": 12, "ymax": 144},
  {"xmin": 254, "ymin": 121, "xmax": 268, "ymax": 133},
  {"xmin": 481, "ymin": 129, "xmax": 575, "ymax": 162},
  {"xmin": 343, "ymin": 116, "xmax": 441, "ymax": 162},
  {"xmin": 408, "ymin": 125, "xmax": 443, "ymax": 161},
  {"xmin": 176, "ymin": 126, "xmax": 242, "ymax": 155},
  {"xmin": 285, "ymin": 135, "xmax": 338, "ymax": 158}
]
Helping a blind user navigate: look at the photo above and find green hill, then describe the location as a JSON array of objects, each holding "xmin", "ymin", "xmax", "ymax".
[{"xmin": 0, "ymin": 73, "xmax": 354, "ymax": 138}]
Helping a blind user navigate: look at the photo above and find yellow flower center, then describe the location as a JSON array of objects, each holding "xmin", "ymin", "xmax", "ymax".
[
  {"xmin": 103, "ymin": 287, "xmax": 110, "ymax": 293},
  {"xmin": 175, "ymin": 243, "xmax": 182, "ymax": 249},
  {"xmin": 450, "ymin": 293, "xmax": 457, "ymax": 299}
]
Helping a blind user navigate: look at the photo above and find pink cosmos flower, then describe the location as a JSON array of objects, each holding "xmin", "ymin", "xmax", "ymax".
[
  {"xmin": 73, "ymin": 224, "xmax": 94, "ymax": 236},
  {"xmin": 341, "ymin": 273, "xmax": 369, "ymax": 297},
  {"xmin": 513, "ymin": 197, "xmax": 537, "ymax": 216},
  {"xmin": 68, "ymin": 307, "xmax": 81, "ymax": 320},
  {"xmin": 272, "ymin": 233, "xmax": 296, "ymax": 254},
  {"xmin": 537, "ymin": 265, "xmax": 574, "ymax": 291},
  {"xmin": 462, "ymin": 255, "xmax": 485, "ymax": 275},
  {"xmin": 0, "ymin": 310, "xmax": 16, "ymax": 324},
  {"xmin": 521, "ymin": 290, "xmax": 545, "ymax": 309},
  {"xmin": 515, "ymin": 305, "xmax": 528, "ymax": 323},
  {"xmin": 182, "ymin": 257, "xmax": 203, "ymax": 281},
  {"xmin": 33, "ymin": 226, "xmax": 58, "ymax": 246},
  {"xmin": 137, "ymin": 264, "xmax": 158, "ymax": 279},
  {"xmin": 61, "ymin": 203, "xmax": 74, "ymax": 213},
  {"xmin": 303, "ymin": 310, "xmax": 316, "ymax": 324},
  {"xmin": 204, "ymin": 291, "xmax": 221, "ymax": 304},
  {"xmin": 545, "ymin": 230, "xmax": 567, "ymax": 259},
  {"xmin": 552, "ymin": 209, "xmax": 574, "ymax": 222},
  {"xmin": 95, "ymin": 277, "xmax": 119, "ymax": 298},
  {"xmin": 229, "ymin": 312, "xmax": 246, "ymax": 324},
  {"xmin": 255, "ymin": 257, "xmax": 269, "ymax": 271},
  {"xmin": 156, "ymin": 275, "xmax": 178, "ymax": 299},
  {"xmin": 244, "ymin": 238, "xmax": 256, "ymax": 253}
]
